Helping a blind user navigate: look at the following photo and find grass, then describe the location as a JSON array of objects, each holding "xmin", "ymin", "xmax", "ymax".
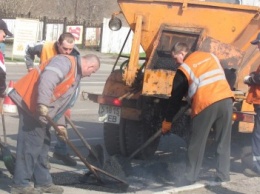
[
  {"xmin": 121, "ymin": 52, "xmax": 146, "ymax": 58},
  {"xmin": 4, "ymin": 57, "xmax": 40, "ymax": 63},
  {"xmin": 5, "ymin": 57, "xmax": 24, "ymax": 62},
  {"xmin": 109, "ymin": 52, "xmax": 146, "ymax": 59}
]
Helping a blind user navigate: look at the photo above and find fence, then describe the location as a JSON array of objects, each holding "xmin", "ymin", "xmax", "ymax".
[
  {"xmin": 3, "ymin": 15, "xmax": 143, "ymax": 54},
  {"xmin": 3, "ymin": 15, "xmax": 102, "ymax": 50}
]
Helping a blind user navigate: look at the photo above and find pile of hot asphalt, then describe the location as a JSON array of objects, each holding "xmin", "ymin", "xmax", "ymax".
[{"xmin": 52, "ymin": 134, "xmax": 189, "ymax": 193}]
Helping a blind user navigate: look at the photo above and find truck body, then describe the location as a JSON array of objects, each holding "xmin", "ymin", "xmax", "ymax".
[{"xmin": 86, "ymin": 0, "xmax": 260, "ymax": 158}]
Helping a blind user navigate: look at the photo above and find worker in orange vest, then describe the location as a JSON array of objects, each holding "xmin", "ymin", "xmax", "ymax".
[
  {"xmin": 161, "ymin": 42, "xmax": 234, "ymax": 186},
  {"xmin": 9, "ymin": 54, "xmax": 100, "ymax": 194},
  {"xmin": 24, "ymin": 32, "xmax": 80, "ymax": 166},
  {"xmin": 243, "ymin": 32, "xmax": 260, "ymax": 177}
]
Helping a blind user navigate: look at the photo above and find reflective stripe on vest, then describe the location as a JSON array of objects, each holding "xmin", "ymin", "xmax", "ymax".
[
  {"xmin": 13, "ymin": 55, "xmax": 77, "ymax": 112},
  {"xmin": 179, "ymin": 51, "xmax": 234, "ymax": 117},
  {"xmin": 181, "ymin": 62, "xmax": 226, "ymax": 100},
  {"xmin": 45, "ymin": 66, "xmax": 63, "ymax": 79}
]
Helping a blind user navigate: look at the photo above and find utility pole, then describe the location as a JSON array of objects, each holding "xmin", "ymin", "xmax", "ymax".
[{"xmin": 74, "ymin": 0, "xmax": 78, "ymax": 23}]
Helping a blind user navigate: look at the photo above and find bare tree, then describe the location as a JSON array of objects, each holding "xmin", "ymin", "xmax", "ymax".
[
  {"xmin": 0, "ymin": 0, "xmax": 120, "ymax": 24},
  {"xmin": 0, "ymin": 0, "xmax": 41, "ymax": 15}
]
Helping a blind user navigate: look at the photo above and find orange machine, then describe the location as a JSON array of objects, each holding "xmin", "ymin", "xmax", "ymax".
[{"xmin": 86, "ymin": 0, "xmax": 260, "ymax": 158}]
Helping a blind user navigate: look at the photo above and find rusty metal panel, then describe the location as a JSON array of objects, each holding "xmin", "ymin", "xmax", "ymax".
[
  {"xmin": 142, "ymin": 69, "xmax": 175, "ymax": 97},
  {"xmin": 118, "ymin": 0, "xmax": 258, "ymax": 58},
  {"xmin": 197, "ymin": 37, "xmax": 245, "ymax": 69}
]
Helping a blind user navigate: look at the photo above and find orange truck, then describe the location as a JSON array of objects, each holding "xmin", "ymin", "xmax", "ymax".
[{"xmin": 86, "ymin": 0, "xmax": 260, "ymax": 159}]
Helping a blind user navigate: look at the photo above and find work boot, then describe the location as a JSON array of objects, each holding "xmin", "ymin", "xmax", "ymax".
[
  {"xmin": 206, "ymin": 177, "xmax": 229, "ymax": 186},
  {"xmin": 11, "ymin": 186, "xmax": 42, "ymax": 194},
  {"xmin": 46, "ymin": 160, "xmax": 51, "ymax": 169},
  {"xmin": 53, "ymin": 152, "xmax": 77, "ymax": 166},
  {"xmin": 36, "ymin": 184, "xmax": 63, "ymax": 194},
  {"xmin": 243, "ymin": 168, "xmax": 260, "ymax": 177},
  {"xmin": 214, "ymin": 177, "xmax": 229, "ymax": 183},
  {"xmin": 174, "ymin": 177, "xmax": 195, "ymax": 187}
]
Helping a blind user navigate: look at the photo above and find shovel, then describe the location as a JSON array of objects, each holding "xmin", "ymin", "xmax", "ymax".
[
  {"xmin": 64, "ymin": 115, "xmax": 103, "ymax": 167},
  {"xmin": 0, "ymin": 139, "xmax": 16, "ymax": 175},
  {"xmin": 45, "ymin": 115, "xmax": 128, "ymax": 187},
  {"xmin": 0, "ymin": 98, "xmax": 16, "ymax": 175},
  {"xmin": 128, "ymin": 103, "xmax": 190, "ymax": 160}
]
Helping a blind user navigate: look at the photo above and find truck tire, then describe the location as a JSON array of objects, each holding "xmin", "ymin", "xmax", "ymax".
[
  {"xmin": 103, "ymin": 123, "xmax": 121, "ymax": 155},
  {"xmin": 122, "ymin": 119, "xmax": 160, "ymax": 159},
  {"xmin": 172, "ymin": 112, "xmax": 191, "ymax": 143}
]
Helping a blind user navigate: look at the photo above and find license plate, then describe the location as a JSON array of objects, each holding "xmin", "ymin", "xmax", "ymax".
[{"xmin": 98, "ymin": 105, "xmax": 121, "ymax": 124}]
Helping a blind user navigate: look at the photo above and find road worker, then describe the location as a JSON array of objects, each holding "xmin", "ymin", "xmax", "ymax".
[
  {"xmin": 25, "ymin": 32, "xmax": 80, "ymax": 166},
  {"xmin": 9, "ymin": 54, "xmax": 100, "ymax": 194},
  {"xmin": 243, "ymin": 32, "xmax": 260, "ymax": 177},
  {"xmin": 161, "ymin": 42, "xmax": 234, "ymax": 186}
]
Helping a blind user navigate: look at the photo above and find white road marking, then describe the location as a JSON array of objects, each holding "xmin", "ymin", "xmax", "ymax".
[{"xmin": 51, "ymin": 137, "xmax": 103, "ymax": 144}]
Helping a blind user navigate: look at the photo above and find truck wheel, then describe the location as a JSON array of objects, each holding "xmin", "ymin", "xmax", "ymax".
[
  {"xmin": 172, "ymin": 113, "xmax": 191, "ymax": 143},
  {"xmin": 122, "ymin": 119, "xmax": 160, "ymax": 159},
  {"xmin": 103, "ymin": 123, "xmax": 121, "ymax": 155}
]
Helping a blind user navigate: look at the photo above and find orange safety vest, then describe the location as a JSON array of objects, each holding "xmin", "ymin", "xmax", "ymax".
[
  {"xmin": 14, "ymin": 55, "xmax": 77, "ymax": 112},
  {"xmin": 246, "ymin": 65, "xmax": 260, "ymax": 104},
  {"xmin": 40, "ymin": 42, "xmax": 58, "ymax": 63},
  {"xmin": 179, "ymin": 51, "xmax": 234, "ymax": 117}
]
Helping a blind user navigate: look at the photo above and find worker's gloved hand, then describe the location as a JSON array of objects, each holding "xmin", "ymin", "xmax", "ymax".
[
  {"xmin": 27, "ymin": 67, "xmax": 34, "ymax": 72},
  {"xmin": 244, "ymin": 75, "xmax": 253, "ymax": 85},
  {"xmin": 161, "ymin": 120, "xmax": 172, "ymax": 134},
  {"xmin": 36, "ymin": 104, "xmax": 49, "ymax": 116},
  {"xmin": 57, "ymin": 126, "xmax": 68, "ymax": 141}
]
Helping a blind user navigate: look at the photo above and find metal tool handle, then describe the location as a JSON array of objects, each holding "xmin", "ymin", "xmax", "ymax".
[
  {"xmin": 46, "ymin": 115, "xmax": 128, "ymax": 185},
  {"xmin": 65, "ymin": 115, "xmax": 101, "ymax": 166},
  {"xmin": 0, "ymin": 98, "xmax": 6, "ymax": 145},
  {"xmin": 128, "ymin": 104, "xmax": 190, "ymax": 160},
  {"xmin": 45, "ymin": 115, "xmax": 101, "ymax": 181}
]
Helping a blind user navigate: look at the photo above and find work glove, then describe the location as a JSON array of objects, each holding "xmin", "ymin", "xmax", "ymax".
[
  {"xmin": 27, "ymin": 67, "xmax": 34, "ymax": 72},
  {"xmin": 36, "ymin": 104, "xmax": 49, "ymax": 116},
  {"xmin": 57, "ymin": 126, "xmax": 68, "ymax": 141},
  {"xmin": 161, "ymin": 120, "xmax": 172, "ymax": 134},
  {"xmin": 244, "ymin": 75, "xmax": 252, "ymax": 85}
]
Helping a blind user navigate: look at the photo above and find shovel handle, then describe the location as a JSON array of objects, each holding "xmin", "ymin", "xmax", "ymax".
[
  {"xmin": 46, "ymin": 115, "xmax": 128, "ymax": 185},
  {"xmin": 0, "ymin": 98, "xmax": 6, "ymax": 145},
  {"xmin": 1, "ymin": 113, "xmax": 6, "ymax": 145},
  {"xmin": 45, "ymin": 115, "xmax": 102, "ymax": 182},
  {"xmin": 64, "ymin": 115, "xmax": 101, "ymax": 165},
  {"xmin": 128, "ymin": 104, "xmax": 190, "ymax": 160}
]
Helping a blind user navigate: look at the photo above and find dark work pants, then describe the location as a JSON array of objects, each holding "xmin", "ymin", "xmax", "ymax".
[
  {"xmin": 13, "ymin": 108, "xmax": 53, "ymax": 187},
  {"xmin": 54, "ymin": 136, "xmax": 68, "ymax": 155},
  {"xmin": 186, "ymin": 98, "xmax": 233, "ymax": 182},
  {"xmin": 252, "ymin": 105, "xmax": 260, "ymax": 172}
]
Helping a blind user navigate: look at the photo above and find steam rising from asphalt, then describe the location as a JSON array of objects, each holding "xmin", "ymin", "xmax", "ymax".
[{"xmin": 52, "ymin": 134, "xmax": 189, "ymax": 192}]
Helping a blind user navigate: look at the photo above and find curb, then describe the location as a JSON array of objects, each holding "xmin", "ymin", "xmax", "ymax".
[{"xmin": 153, "ymin": 183, "xmax": 205, "ymax": 194}]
